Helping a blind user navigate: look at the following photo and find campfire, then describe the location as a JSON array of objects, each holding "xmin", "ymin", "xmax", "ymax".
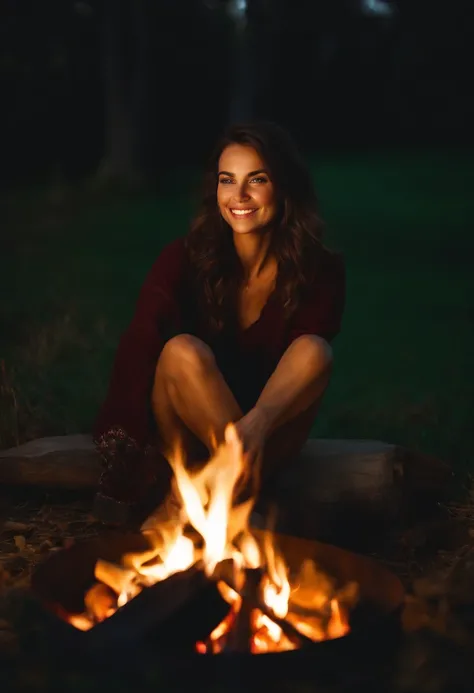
[{"xmin": 64, "ymin": 424, "xmax": 359, "ymax": 653}]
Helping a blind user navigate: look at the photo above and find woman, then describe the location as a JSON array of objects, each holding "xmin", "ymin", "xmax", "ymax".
[{"xmin": 93, "ymin": 121, "xmax": 345, "ymax": 525}]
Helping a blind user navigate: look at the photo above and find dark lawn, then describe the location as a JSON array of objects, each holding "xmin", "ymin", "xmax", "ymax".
[{"xmin": 1, "ymin": 149, "xmax": 473, "ymax": 478}]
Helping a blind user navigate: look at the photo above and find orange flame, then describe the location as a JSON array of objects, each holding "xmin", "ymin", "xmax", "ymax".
[{"xmin": 71, "ymin": 423, "xmax": 357, "ymax": 650}]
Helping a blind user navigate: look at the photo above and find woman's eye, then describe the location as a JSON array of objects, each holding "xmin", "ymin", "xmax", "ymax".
[{"xmin": 219, "ymin": 176, "xmax": 268, "ymax": 185}]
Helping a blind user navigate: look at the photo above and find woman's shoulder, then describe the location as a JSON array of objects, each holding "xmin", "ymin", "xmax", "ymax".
[
  {"xmin": 139, "ymin": 237, "xmax": 191, "ymax": 301},
  {"xmin": 148, "ymin": 237, "xmax": 187, "ymax": 276},
  {"xmin": 297, "ymin": 245, "xmax": 345, "ymax": 308},
  {"xmin": 155, "ymin": 236, "xmax": 187, "ymax": 263}
]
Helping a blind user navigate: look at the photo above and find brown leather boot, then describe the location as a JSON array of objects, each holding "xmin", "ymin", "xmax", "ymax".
[{"xmin": 93, "ymin": 427, "xmax": 170, "ymax": 527}]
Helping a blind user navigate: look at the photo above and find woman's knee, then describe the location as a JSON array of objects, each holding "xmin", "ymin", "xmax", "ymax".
[
  {"xmin": 157, "ymin": 334, "xmax": 216, "ymax": 380},
  {"xmin": 291, "ymin": 334, "xmax": 333, "ymax": 374}
]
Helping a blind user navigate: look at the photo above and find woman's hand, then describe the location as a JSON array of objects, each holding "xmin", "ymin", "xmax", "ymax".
[{"xmin": 232, "ymin": 408, "xmax": 270, "ymax": 499}]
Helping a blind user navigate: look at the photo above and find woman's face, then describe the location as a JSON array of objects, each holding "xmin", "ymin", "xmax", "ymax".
[{"xmin": 217, "ymin": 144, "xmax": 277, "ymax": 235}]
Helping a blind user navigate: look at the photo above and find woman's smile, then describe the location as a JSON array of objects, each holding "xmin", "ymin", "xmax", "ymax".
[{"xmin": 230, "ymin": 207, "xmax": 258, "ymax": 217}]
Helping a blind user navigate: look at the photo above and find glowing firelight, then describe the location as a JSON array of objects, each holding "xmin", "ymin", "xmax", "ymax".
[{"xmin": 69, "ymin": 423, "xmax": 358, "ymax": 652}]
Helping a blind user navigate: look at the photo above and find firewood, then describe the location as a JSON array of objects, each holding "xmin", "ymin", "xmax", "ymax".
[
  {"xmin": 225, "ymin": 568, "xmax": 260, "ymax": 652},
  {"xmin": 94, "ymin": 559, "xmax": 138, "ymax": 596},
  {"xmin": 84, "ymin": 583, "xmax": 117, "ymax": 623},
  {"xmin": 216, "ymin": 566, "xmax": 315, "ymax": 651},
  {"xmin": 87, "ymin": 564, "xmax": 208, "ymax": 646},
  {"xmin": 211, "ymin": 558, "xmax": 239, "ymax": 591},
  {"xmin": 257, "ymin": 601, "xmax": 315, "ymax": 649}
]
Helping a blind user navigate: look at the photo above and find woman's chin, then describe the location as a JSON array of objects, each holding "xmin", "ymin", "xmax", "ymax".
[
  {"xmin": 231, "ymin": 226, "xmax": 260, "ymax": 235},
  {"xmin": 230, "ymin": 224, "xmax": 271, "ymax": 236}
]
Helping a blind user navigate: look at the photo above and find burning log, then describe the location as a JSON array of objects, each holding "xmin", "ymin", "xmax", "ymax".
[
  {"xmin": 32, "ymin": 424, "xmax": 405, "ymax": 660},
  {"xmin": 212, "ymin": 558, "xmax": 239, "ymax": 591},
  {"xmin": 82, "ymin": 564, "xmax": 209, "ymax": 645},
  {"xmin": 256, "ymin": 602, "xmax": 315, "ymax": 650},
  {"xmin": 214, "ymin": 566, "xmax": 318, "ymax": 651},
  {"xmin": 33, "ymin": 530, "xmax": 404, "ymax": 661},
  {"xmin": 84, "ymin": 583, "xmax": 117, "ymax": 623},
  {"xmin": 225, "ymin": 568, "xmax": 261, "ymax": 653},
  {"xmin": 94, "ymin": 559, "xmax": 139, "ymax": 596}
]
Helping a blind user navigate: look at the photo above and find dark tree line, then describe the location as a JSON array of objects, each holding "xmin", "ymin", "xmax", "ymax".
[{"xmin": 1, "ymin": 0, "xmax": 473, "ymax": 189}]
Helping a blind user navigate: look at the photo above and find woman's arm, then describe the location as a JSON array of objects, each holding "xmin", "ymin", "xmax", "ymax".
[
  {"xmin": 285, "ymin": 251, "xmax": 346, "ymax": 346},
  {"xmin": 93, "ymin": 238, "xmax": 187, "ymax": 447}
]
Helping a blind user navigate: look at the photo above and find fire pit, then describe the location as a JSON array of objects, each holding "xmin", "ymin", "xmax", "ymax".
[{"xmin": 31, "ymin": 425, "xmax": 405, "ymax": 684}]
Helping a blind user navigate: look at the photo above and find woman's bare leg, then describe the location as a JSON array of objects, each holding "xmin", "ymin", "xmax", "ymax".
[
  {"xmin": 151, "ymin": 334, "xmax": 243, "ymax": 462},
  {"xmin": 259, "ymin": 335, "xmax": 333, "ymax": 485},
  {"xmin": 152, "ymin": 333, "xmax": 331, "ymax": 509},
  {"xmin": 262, "ymin": 400, "xmax": 321, "ymax": 483}
]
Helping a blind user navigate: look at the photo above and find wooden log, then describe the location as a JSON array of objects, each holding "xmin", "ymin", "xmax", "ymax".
[
  {"xmin": 261, "ymin": 438, "xmax": 452, "ymax": 546},
  {"xmin": 270, "ymin": 438, "xmax": 451, "ymax": 504},
  {"xmin": 0, "ymin": 434, "xmax": 100, "ymax": 488},
  {"xmin": 0, "ymin": 435, "xmax": 451, "ymax": 519}
]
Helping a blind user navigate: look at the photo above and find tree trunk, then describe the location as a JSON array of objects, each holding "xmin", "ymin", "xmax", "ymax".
[
  {"xmin": 130, "ymin": 0, "xmax": 150, "ymax": 177},
  {"xmin": 97, "ymin": 0, "xmax": 144, "ymax": 186},
  {"xmin": 228, "ymin": 1, "xmax": 256, "ymax": 122}
]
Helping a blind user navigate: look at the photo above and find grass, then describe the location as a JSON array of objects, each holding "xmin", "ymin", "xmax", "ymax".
[{"xmin": 1, "ymin": 150, "xmax": 473, "ymax": 479}]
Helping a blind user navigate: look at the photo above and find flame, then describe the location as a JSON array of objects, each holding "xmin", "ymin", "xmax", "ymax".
[
  {"xmin": 168, "ymin": 425, "xmax": 245, "ymax": 575},
  {"xmin": 262, "ymin": 529, "xmax": 290, "ymax": 619},
  {"xmin": 239, "ymin": 532, "xmax": 261, "ymax": 570},
  {"xmin": 252, "ymin": 611, "xmax": 297, "ymax": 653},
  {"xmin": 70, "ymin": 423, "xmax": 357, "ymax": 650},
  {"xmin": 68, "ymin": 613, "xmax": 94, "ymax": 631}
]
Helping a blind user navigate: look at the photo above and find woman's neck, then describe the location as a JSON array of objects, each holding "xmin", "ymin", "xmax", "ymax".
[{"xmin": 233, "ymin": 231, "xmax": 274, "ymax": 281}]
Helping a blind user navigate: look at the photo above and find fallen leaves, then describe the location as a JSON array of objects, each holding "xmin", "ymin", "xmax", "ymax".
[
  {"xmin": 0, "ymin": 495, "xmax": 102, "ymax": 602},
  {"xmin": 13, "ymin": 535, "xmax": 26, "ymax": 552},
  {"xmin": 2, "ymin": 521, "xmax": 32, "ymax": 533},
  {"xmin": 0, "ymin": 564, "xmax": 11, "ymax": 593},
  {"xmin": 0, "ymin": 494, "xmax": 102, "ymax": 662},
  {"xmin": 38, "ymin": 540, "xmax": 53, "ymax": 554}
]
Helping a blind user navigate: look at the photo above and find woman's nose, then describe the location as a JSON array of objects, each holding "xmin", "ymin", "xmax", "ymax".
[{"xmin": 234, "ymin": 182, "xmax": 250, "ymax": 201}]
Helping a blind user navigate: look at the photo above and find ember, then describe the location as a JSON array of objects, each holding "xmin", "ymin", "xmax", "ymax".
[{"xmin": 67, "ymin": 424, "xmax": 359, "ymax": 653}]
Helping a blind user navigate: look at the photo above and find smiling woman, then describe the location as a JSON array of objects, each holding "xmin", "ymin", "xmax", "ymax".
[
  {"xmin": 93, "ymin": 122, "xmax": 345, "ymax": 525},
  {"xmin": 217, "ymin": 146, "xmax": 277, "ymax": 235},
  {"xmin": 217, "ymin": 144, "xmax": 278, "ymax": 300}
]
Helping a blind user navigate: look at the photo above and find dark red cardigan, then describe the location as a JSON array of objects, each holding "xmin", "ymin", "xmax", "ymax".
[{"xmin": 94, "ymin": 237, "xmax": 346, "ymax": 448}]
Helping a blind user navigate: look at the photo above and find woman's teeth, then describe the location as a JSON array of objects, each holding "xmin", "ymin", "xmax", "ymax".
[{"xmin": 231, "ymin": 209, "xmax": 256, "ymax": 216}]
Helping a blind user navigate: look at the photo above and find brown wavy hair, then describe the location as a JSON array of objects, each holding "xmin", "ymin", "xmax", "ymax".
[{"xmin": 185, "ymin": 121, "xmax": 326, "ymax": 335}]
